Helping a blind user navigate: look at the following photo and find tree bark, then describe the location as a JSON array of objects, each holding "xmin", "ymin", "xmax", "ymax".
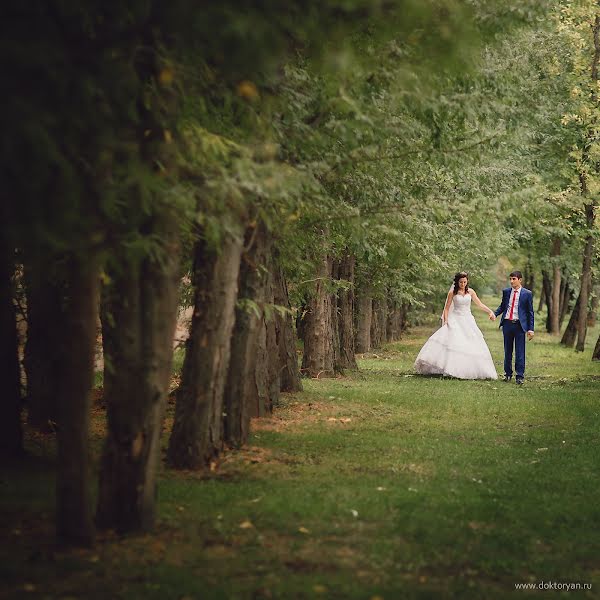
[
  {"xmin": 592, "ymin": 332, "xmax": 600, "ymax": 361},
  {"xmin": 541, "ymin": 269, "xmax": 553, "ymax": 332},
  {"xmin": 56, "ymin": 256, "xmax": 99, "ymax": 546},
  {"xmin": 272, "ymin": 263, "xmax": 302, "ymax": 393},
  {"xmin": 386, "ymin": 300, "xmax": 402, "ymax": 342},
  {"xmin": 167, "ymin": 226, "xmax": 243, "ymax": 469},
  {"xmin": 575, "ymin": 204, "xmax": 595, "ymax": 352},
  {"xmin": 538, "ymin": 282, "xmax": 546, "ymax": 313},
  {"xmin": 335, "ymin": 253, "xmax": 357, "ymax": 371},
  {"xmin": 370, "ymin": 299, "xmax": 382, "ymax": 349},
  {"xmin": 560, "ymin": 292, "xmax": 580, "ymax": 348},
  {"xmin": 97, "ymin": 214, "xmax": 180, "ymax": 533},
  {"xmin": 588, "ymin": 287, "xmax": 598, "ymax": 327},
  {"xmin": 559, "ymin": 281, "xmax": 570, "ymax": 329},
  {"xmin": 223, "ymin": 223, "xmax": 270, "ymax": 448},
  {"xmin": 300, "ymin": 254, "xmax": 335, "ymax": 377},
  {"xmin": 355, "ymin": 293, "xmax": 372, "ymax": 353},
  {"xmin": 0, "ymin": 243, "xmax": 23, "ymax": 457},
  {"xmin": 253, "ymin": 298, "xmax": 279, "ymax": 418},
  {"xmin": 550, "ymin": 238, "xmax": 562, "ymax": 335},
  {"xmin": 23, "ymin": 262, "xmax": 63, "ymax": 432}
]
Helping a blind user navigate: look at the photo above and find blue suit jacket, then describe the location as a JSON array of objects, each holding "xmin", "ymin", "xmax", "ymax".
[{"xmin": 494, "ymin": 287, "xmax": 534, "ymax": 332}]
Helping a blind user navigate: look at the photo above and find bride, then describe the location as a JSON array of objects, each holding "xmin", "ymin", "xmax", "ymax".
[{"xmin": 414, "ymin": 272, "xmax": 498, "ymax": 379}]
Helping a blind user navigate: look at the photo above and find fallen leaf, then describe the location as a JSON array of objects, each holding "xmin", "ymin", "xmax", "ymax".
[
  {"xmin": 239, "ymin": 520, "xmax": 254, "ymax": 529},
  {"xmin": 298, "ymin": 527, "xmax": 310, "ymax": 534}
]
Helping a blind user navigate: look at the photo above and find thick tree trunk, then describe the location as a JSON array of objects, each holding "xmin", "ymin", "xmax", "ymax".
[
  {"xmin": 550, "ymin": 239, "xmax": 562, "ymax": 335},
  {"xmin": 542, "ymin": 270, "xmax": 553, "ymax": 332},
  {"xmin": 56, "ymin": 256, "xmax": 99, "ymax": 546},
  {"xmin": 223, "ymin": 223, "xmax": 272, "ymax": 448},
  {"xmin": 97, "ymin": 215, "xmax": 180, "ymax": 533},
  {"xmin": 386, "ymin": 301, "xmax": 402, "ymax": 342},
  {"xmin": 167, "ymin": 227, "xmax": 243, "ymax": 469},
  {"xmin": 23, "ymin": 263, "xmax": 63, "ymax": 432},
  {"xmin": 335, "ymin": 253, "xmax": 357, "ymax": 371},
  {"xmin": 355, "ymin": 293, "xmax": 372, "ymax": 353},
  {"xmin": 273, "ymin": 263, "xmax": 302, "ymax": 393},
  {"xmin": 560, "ymin": 292, "xmax": 581, "ymax": 348},
  {"xmin": 300, "ymin": 255, "xmax": 335, "ymax": 377},
  {"xmin": 370, "ymin": 299, "xmax": 382, "ymax": 349},
  {"xmin": 253, "ymin": 299, "xmax": 279, "ymax": 418},
  {"xmin": 0, "ymin": 244, "xmax": 23, "ymax": 457},
  {"xmin": 576, "ymin": 204, "xmax": 595, "ymax": 352}
]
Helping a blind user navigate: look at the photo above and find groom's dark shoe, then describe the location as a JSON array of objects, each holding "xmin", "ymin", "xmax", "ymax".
[
  {"xmin": 503, "ymin": 374, "xmax": 512, "ymax": 382},
  {"xmin": 516, "ymin": 377, "xmax": 524, "ymax": 385}
]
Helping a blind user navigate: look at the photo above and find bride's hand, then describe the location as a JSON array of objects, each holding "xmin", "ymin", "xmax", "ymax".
[{"xmin": 488, "ymin": 312, "xmax": 496, "ymax": 321}]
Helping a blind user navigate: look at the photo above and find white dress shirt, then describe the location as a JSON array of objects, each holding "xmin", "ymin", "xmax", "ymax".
[{"xmin": 505, "ymin": 287, "xmax": 521, "ymax": 320}]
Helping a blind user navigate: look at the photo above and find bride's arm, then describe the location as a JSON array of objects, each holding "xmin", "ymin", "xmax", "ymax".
[
  {"xmin": 469, "ymin": 289, "xmax": 496, "ymax": 320},
  {"xmin": 442, "ymin": 291, "xmax": 453, "ymax": 324}
]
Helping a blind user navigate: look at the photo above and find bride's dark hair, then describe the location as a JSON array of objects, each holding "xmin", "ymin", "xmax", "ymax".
[{"xmin": 452, "ymin": 271, "xmax": 469, "ymax": 295}]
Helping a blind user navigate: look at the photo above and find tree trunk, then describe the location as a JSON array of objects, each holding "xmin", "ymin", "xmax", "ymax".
[
  {"xmin": 167, "ymin": 226, "xmax": 243, "ymax": 469},
  {"xmin": 576, "ymin": 204, "xmax": 595, "ymax": 352},
  {"xmin": 23, "ymin": 262, "xmax": 63, "ymax": 432},
  {"xmin": 253, "ymin": 299, "xmax": 279, "ymax": 418},
  {"xmin": 592, "ymin": 333, "xmax": 600, "ymax": 361},
  {"xmin": 538, "ymin": 282, "xmax": 546, "ymax": 313},
  {"xmin": 355, "ymin": 293, "xmax": 372, "ymax": 353},
  {"xmin": 542, "ymin": 269, "xmax": 553, "ymax": 332},
  {"xmin": 550, "ymin": 238, "xmax": 562, "ymax": 335},
  {"xmin": 378, "ymin": 298, "xmax": 388, "ymax": 345},
  {"xmin": 560, "ymin": 292, "xmax": 580, "ymax": 348},
  {"xmin": 335, "ymin": 253, "xmax": 357, "ymax": 371},
  {"xmin": 56, "ymin": 256, "xmax": 99, "ymax": 546},
  {"xmin": 0, "ymin": 243, "xmax": 23, "ymax": 457},
  {"xmin": 386, "ymin": 301, "xmax": 402, "ymax": 342},
  {"xmin": 272, "ymin": 263, "xmax": 302, "ymax": 393},
  {"xmin": 257, "ymin": 241, "xmax": 281, "ymax": 414},
  {"xmin": 300, "ymin": 254, "xmax": 335, "ymax": 377},
  {"xmin": 97, "ymin": 214, "xmax": 181, "ymax": 533},
  {"xmin": 559, "ymin": 281, "xmax": 570, "ymax": 329},
  {"xmin": 588, "ymin": 287, "xmax": 598, "ymax": 327},
  {"xmin": 399, "ymin": 302, "xmax": 410, "ymax": 334},
  {"xmin": 223, "ymin": 223, "xmax": 272, "ymax": 448},
  {"xmin": 370, "ymin": 299, "xmax": 382, "ymax": 349}
]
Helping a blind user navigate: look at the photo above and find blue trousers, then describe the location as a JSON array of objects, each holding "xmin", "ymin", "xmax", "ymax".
[{"xmin": 503, "ymin": 321, "xmax": 526, "ymax": 378}]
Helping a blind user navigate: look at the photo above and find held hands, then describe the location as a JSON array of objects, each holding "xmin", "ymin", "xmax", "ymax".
[{"xmin": 488, "ymin": 312, "xmax": 496, "ymax": 321}]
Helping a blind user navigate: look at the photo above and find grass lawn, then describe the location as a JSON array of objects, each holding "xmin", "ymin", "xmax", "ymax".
[{"xmin": 2, "ymin": 300, "xmax": 600, "ymax": 599}]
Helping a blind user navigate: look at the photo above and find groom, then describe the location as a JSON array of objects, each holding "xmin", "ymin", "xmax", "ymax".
[{"xmin": 494, "ymin": 271, "xmax": 535, "ymax": 385}]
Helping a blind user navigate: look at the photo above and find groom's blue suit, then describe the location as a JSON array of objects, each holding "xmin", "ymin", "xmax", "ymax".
[{"xmin": 494, "ymin": 287, "xmax": 534, "ymax": 379}]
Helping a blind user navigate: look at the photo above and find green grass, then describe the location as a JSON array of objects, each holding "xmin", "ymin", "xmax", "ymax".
[{"xmin": 2, "ymin": 301, "xmax": 600, "ymax": 599}]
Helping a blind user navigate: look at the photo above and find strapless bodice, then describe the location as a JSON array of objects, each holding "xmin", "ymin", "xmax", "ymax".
[{"xmin": 452, "ymin": 293, "xmax": 472, "ymax": 316}]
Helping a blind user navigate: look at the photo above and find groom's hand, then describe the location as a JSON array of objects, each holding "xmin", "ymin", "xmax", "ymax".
[
  {"xmin": 527, "ymin": 330, "xmax": 534, "ymax": 341},
  {"xmin": 488, "ymin": 313, "xmax": 496, "ymax": 321}
]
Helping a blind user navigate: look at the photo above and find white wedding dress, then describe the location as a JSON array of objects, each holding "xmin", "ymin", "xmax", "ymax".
[{"xmin": 414, "ymin": 293, "xmax": 498, "ymax": 379}]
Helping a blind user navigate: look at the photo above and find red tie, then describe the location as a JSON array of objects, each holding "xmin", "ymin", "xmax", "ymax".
[{"xmin": 508, "ymin": 289, "xmax": 518, "ymax": 320}]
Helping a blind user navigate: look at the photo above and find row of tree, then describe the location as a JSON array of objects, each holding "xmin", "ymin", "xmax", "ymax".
[{"xmin": 1, "ymin": 1, "xmax": 598, "ymax": 547}]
